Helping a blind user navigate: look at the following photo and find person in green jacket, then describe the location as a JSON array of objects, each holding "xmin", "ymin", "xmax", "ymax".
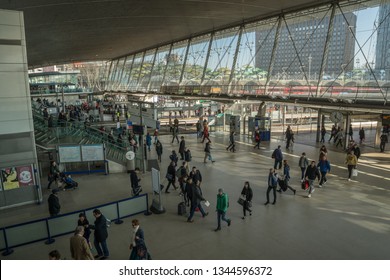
[{"xmin": 215, "ymin": 188, "xmax": 231, "ymax": 231}]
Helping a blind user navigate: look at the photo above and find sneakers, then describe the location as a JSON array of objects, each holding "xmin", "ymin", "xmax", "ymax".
[
  {"xmin": 187, "ymin": 219, "xmax": 194, "ymax": 223},
  {"xmin": 272, "ymin": 202, "xmax": 276, "ymax": 205},
  {"xmin": 348, "ymin": 178, "xmax": 351, "ymax": 181},
  {"xmin": 214, "ymin": 227, "xmax": 221, "ymax": 232},
  {"xmin": 307, "ymin": 194, "xmax": 311, "ymax": 198},
  {"xmin": 293, "ymin": 189, "xmax": 296, "ymax": 195},
  {"xmin": 318, "ymin": 185, "xmax": 322, "ymax": 188},
  {"xmin": 228, "ymin": 219, "xmax": 231, "ymax": 226},
  {"xmin": 242, "ymin": 217, "xmax": 245, "ymax": 220},
  {"xmin": 203, "ymin": 212, "xmax": 209, "ymax": 218},
  {"xmin": 276, "ymin": 189, "xmax": 282, "ymax": 193},
  {"xmin": 311, "ymin": 188, "xmax": 315, "ymax": 194},
  {"xmin": 264, "ymin": 202, "xmax": 269, "ymax": 205}
]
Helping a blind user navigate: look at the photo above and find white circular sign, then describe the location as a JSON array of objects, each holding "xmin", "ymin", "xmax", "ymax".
[{"xmin": 125, "ymin": 151, "xmax": 135, "ymax": 160}]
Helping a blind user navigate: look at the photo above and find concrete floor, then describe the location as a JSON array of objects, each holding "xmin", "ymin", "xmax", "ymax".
[{"xmin": 1, "ymin": 131, "xmax": 390, "ymax": 260}]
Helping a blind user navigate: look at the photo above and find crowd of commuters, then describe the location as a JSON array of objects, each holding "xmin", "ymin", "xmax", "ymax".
[{"xmin": 43, "ymin": 104, "xmax": 389, "ymax": 260}]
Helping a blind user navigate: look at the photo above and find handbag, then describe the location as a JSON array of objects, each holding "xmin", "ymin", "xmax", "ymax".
[
  {"xmin": 165, "ymin": 173, "xmax": 173, "ymax": 180},
  {"xmin": 352, "ymin": 169, "xmax": 358, "ymax": 177},
  {"xmin": 237, "ymin": 197, "xmax": 245, "ymax": 206}
]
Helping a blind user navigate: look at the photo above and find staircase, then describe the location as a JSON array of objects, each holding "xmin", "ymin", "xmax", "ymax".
[{"xmin": 32, "ymin": 109, "xmax": 130, "ymax": 165}]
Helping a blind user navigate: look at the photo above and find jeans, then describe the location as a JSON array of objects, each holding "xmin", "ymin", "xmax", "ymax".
[
  {"xmin": 94, "ymin": 239, "xmax": 109, "ymax": 257},
  {"xmin": 319, "ymin": 171, "xmax": 327, "ymax": 185},
  {"xmin": 187, "ymin": 202, "xmax": 206, "ymax": 221},
  {"xmin": 300, "ymin": 167, "xmax": 306, "ymax": 180},
  {"xmin": 266, "ymin": 185, "xmax": 276, "ymax": 203},
  {"xmin": 217, "ymin": 210, "xmax": 230, "ymax": 229},
  {"xmin": 274, "ymin": 160, "xmax": 282, "ymax": 170},
  {"xmin": 308, "ymin": 179, "xmax": 315, "ymax": 194}
]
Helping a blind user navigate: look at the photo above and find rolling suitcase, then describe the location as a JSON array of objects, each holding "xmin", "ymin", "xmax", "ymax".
[{"xmin": 178, "ymin": 202, "xmax": 186, "ymax": 215}]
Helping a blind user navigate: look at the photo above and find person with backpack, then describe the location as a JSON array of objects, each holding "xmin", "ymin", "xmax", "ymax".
[
  {"xmin": 277, "ymin": 160, "xmax": 296, "ymax": 195},
  {"xmin": 317, "ymin": 156, "xmax": 331, "ymax": 188},
  {"xmin": 380, "ymin": 133, "xmax": 388, "ymax": 152},
  {"xmin": 253, "ymin": 129, "xmax": 261, "ymax": 149},
  {"xmin": 215, "ymin": 188, "xmax": 231, "ymax": 231}
]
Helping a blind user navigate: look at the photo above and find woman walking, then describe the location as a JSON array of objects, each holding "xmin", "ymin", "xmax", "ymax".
[
  {"xmin": 345, "ymin": 151, "xmax": 358, "ymax": 181},
  {"xmin": 203, "ymin": 141, "xmax": 215, "ymax": 163},
  {"xmin": 241, "ymin": 182, "xmax": 253, "ymax": 219}
]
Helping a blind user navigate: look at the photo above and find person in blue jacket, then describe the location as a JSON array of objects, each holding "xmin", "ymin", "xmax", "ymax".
[
  {"xmin": 145, "ymin": 132, "xmax": 152, "ymax": 152},
  {"xmin": 317, "ymin": 156, "xmax": 331, "ymax": 188}
]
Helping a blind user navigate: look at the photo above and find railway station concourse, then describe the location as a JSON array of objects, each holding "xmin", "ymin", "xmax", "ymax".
[{"xmin": 0, "ymin": 0, "xmax": 390, "ymax": 260}]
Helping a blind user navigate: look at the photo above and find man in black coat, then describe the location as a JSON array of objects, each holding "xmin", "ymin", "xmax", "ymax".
[
  {"xmin": 179, "ymin": 136, "xmax": 186, "ymax": 160},
  {"xmin": 305, "ymin": 161, "xmax": 320, "ymax": 198},
  {"xmin": 186, "ymin": 181, "xmax": 208, "ymax": 222},
  {"xmin": 92, "ymin": 209, "xmax": 109, "ymax": 259},
  {"xmin": 48, "ymin": 189, "xmax": 60, "ymax": 217},
  {"xmin": 130, "ymin": 168, "xmax": 142, "ymax": 196},
  {"xmin": 189, "ymin": 166, "xmax": 202, "ymax": 186}
]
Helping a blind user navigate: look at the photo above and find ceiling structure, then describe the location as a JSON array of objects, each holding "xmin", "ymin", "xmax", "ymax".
[{"xmin": 0, "ymin": 0, "xmax": 343, "ymax": 68}]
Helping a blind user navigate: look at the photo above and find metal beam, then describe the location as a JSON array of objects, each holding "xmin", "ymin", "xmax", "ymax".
[
  {"xmin": 135, "ymin": 51, "xmax": 146, "ymax": 91},
  {"xmin": 201, "ymin": 32, "xmax": 215, "ymax": 84},
  {"xmin": 146, "ymin": 48, "xmax": 159, "ymax": 91},
  {"xmin": 265, "ymin": 16, "xmax": 283, "ymax": 94},
  {"xmin": 125, "ymin": 54, "xmax": 136, "ymax": 90},
  {"xmin": 316, "ymin": 3, "xmax": 336, "ymax": 97},
  {"xmin": 179, "ymin": 39, "xmax": 192, "ymax": 85},
  {"xmin": 228, "ymin": 26, "xmax": 244, "ymax": 93},
  {"xmin": 161, "ymin": 43, "xmax": 174, "ymax": 87}
]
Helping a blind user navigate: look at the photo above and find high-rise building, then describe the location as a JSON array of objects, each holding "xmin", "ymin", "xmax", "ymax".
[
  {"xmin": 375, "ymin": 3, "xmax": 390, "ymax": 79},
  {"xmin": 255, "ymin": 13, "xmax": 357, "ymax": 79}
]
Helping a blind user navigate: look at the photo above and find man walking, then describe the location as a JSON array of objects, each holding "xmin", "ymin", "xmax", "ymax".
[
  {"xmin": 187, "ymin": 181, "xmax": 208, "ymax": 223},
  {"xmin": 226, "ymin": 131, "xmax": 236, "ymax": 152},
  {"xmin": 264, "ymin": 168, "xmax": 278, "ymax": 205},
  {"xmin": 215, "ymin": 188, "xmax": 231, "ymax": 231},
  {"xmin": 48, "ymin": 188, "xmax": 61, "ymax": 217},
  {"xmin": 92, "ymin": 209, "xmax": 109, "ymax": 260},
  {"xmin": 317, "ymin": 156, "xmax": 331, "ymax": 188},
  {"xmin": 70, "ymin": 226, "xmax": 94, "ymax": 260},
  {"xmin": 271, "ymin": 145, "xmax": 283, "ymax": 170},
  {"xmin": 305, "ymin": 161, "xmax": 321, "ymax": 198},
  {"xmin": 179, "ymin": 136, "xmax": 186, "ymax": 160}
]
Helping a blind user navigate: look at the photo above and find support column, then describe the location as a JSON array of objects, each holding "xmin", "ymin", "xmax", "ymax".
[
  {"xmin": 316, "ymin": 109, "xmax": 322, "ymax": 142},
  {"xmin": 116, "ymin": 57, "xmax": 127, "ymax": 90}
]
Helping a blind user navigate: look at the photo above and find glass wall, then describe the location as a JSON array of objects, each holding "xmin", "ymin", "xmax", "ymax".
[{"xmin": 107, "ymin": 0, "xmax": 390, "ymax": 102}]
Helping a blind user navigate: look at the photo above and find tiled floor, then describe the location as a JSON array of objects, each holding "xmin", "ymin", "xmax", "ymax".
[{"xmin": 1, "ymin": 131, "xmax": 390, "ymax": 260}]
